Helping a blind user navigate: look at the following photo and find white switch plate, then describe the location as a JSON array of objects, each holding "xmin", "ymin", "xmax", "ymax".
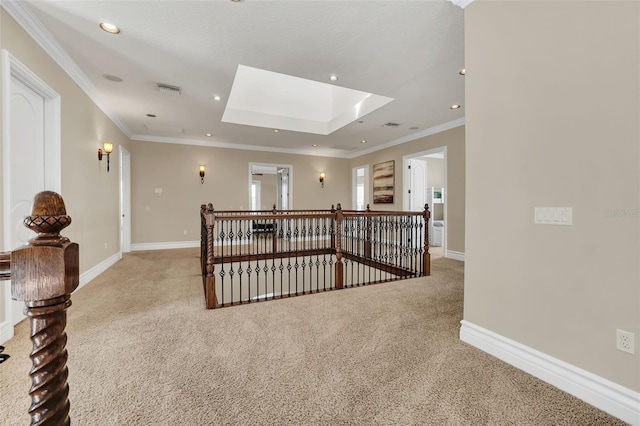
[
  {"xmin": 154, "ymin": 188, "xmax": 163, "ymax": 197},
  {"xmin": 534, "ymin": 207, "xmax": 572, "ymax": 225}
]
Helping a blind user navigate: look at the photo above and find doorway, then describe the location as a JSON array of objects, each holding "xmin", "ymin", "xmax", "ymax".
[
  {"xmin": 2, "ymin": 50, "xmax": 61, "ymax": 341},
  {"xmin": 403, "ymin": 147, "xmax": 446, "ymax": 256},
  {"xmin": 352, "ymin": 165, "xmax": 369, "ymax": 210},
  {"xmin": 248, "ymin": 162, "xmax": 293, "ymax": 210},
  {"xmin": 120, "ymin": 146, "xmax": 131, "ymax": 253}
]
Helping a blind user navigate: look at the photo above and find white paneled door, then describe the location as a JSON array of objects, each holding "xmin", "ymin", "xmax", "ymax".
[{"xmin": 8, "ymin": 76, "xmax": 45, "ymax": 325}]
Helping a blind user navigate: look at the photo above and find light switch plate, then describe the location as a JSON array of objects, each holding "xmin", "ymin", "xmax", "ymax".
[{"xmin": 535, "ymin": 207, "xmax": 572, "ymax": 225}]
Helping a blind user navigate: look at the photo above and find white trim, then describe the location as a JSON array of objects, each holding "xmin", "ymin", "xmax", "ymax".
[
  {"xmin": 78, "ymin": 252, "xmax": 122, "ymax": 291},
  {"xmin": 445, "ymin": 250, "xmax": 465, "ymax": 261},
  {"xmin": 133, "ymin": 119, "xmax": 465, "ymax": 160},
  {"xmin": 0, "ymin": 320, "xmax": 13, "ymax": 345},
  {"xmin": 131, "ymin": 241, "xmax": 200, "ymax": 251},
  {"xmin": 460, "ymin": 320, "xmax": 640, "ymax": 425},
  {"xmin": 0, "ymin": 0, "xmax": 132, "ymax": 138},
  {"xmin": 448, "ymin": 0, "xmax": 475, "ymax": 9},
  {"xmin": 347, "ymin": 118, "xmax": 465, "ymax": 159},
  {"xmin": 249, "ymin": 162, "xmax": 293, "ymax": 210}
]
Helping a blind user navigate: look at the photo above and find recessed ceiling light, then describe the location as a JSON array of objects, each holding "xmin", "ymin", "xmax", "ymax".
[
  {"xmin": 146, "ymin": 114, "xmax": 156, "ymax": 118},
  {"xmin": 213, "ymin": 95, "xmax": 221, "ymax": 101},
  {"xmin": 104, "ymin": 74, "xmax": 123, "ymax": 82},
  {"xmin": 205, "ymin": 133, "xmax": 212, "ymax": 137},
  {"xmin": 459, "ymin": 69, "xmax": 466, "ymax": 75},
  {"xmin": 329, "ymin": 74, "xmax": 338, "ymax": 82},
  {"xmin": 361, "ymin": 140, "xmax": 367, "ymax": 144},
  {"xmin": 358, "ymin": 120, "xmax": 364, "ymax": 124},
  {"xmin": 450, "ymin": 104, "xmax": 461, "ymax": 109},
  {"xmin": 99, "ymin": 22, "xmax": 121, "ymax": 34},
  {"xmin": 231, "ymin": 0, "xmax": 244, "ymax": 2},
  {"xmin": 312, "ymin": 144, "xmax": 318, "ymax": 147},
  {"xmin": 273, "ymin": 129, "xmax": 280, "ymax": 133},
  {"xmin": 409, "ymin": 126, "xmax": 419, "ymax": 130}
]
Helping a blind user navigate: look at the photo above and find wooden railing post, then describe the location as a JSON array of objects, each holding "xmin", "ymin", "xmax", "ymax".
[
  {"xmin": 364, "ymin": 203, "xmax": 372, "ymax": 259},
  {"xmin": 204, "ymin": 204, "xmax": 218, "ymax": 308},
  {"xmin": 334, "ymin": 204, "xmax": 344, "ymax": 289},
  {"xmin": 200, "ymin": 204, "xmax": 207, "ymax": 276},
  {"xmin": 11, "ymin": 191, "xmax": 79, "ymax": 425},
  {"xmin": 423, "ymin": 203, "xmax": 431, "ymax": 276}
]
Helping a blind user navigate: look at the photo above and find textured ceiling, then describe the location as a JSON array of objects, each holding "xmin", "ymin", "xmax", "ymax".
[{"xmin": 20, "ymin": 0, "xmax": 465, "ymax": 158}]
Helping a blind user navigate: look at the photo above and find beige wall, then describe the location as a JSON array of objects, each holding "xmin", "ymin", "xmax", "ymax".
[
  {"xmin": 426, "ymin": 157, "xmax": 444, "ymax": 189},
  {"xmin": 465, "ymin": 1, "xmax": 639, "ymax": 391},
  {"xmin": 253, "ymin": 174, "xmax": 277, "ymax": 210},
  {"xmin": 130, "ymin": 141, "xmax": 350, "ymax": 244},
  {"xmin": 350, "ymin": 126, "xmax": 465, "ymax": 253},
  {"xmin": 0, "ymin": 11, "xmax": 129, "ymax": 324}
]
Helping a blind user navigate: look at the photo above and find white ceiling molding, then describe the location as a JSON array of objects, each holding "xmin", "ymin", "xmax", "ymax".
[
  {"xmin": 447, "ymin": 0, "xmax": 475, "ymax": 9},
  {"xmin": 130, "ymin": 134, "xmax": 342, "ymax": 159},
  {"xmin": 344, "ymin": 117, "xmax": 465, "ymax": 159},
  {"xmin": 132, "ymin": 117, "xmax": 465, "ymax": 160},
  {"xmin": 0, "ymin": 0, "xmax": 133, "ymax": 138}
]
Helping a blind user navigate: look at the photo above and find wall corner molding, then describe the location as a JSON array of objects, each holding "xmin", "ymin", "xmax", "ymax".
[
  {"xmin": 0, "ymin": 320, "xmax": 14, "ymax": 345},
  {"xmin": 460, "ymin": 320, "xmax": 640, "ymax": 425},
  {"xmin": 445, "ymin": 250, "xmax": 465, "ymax": 261},
  {"xmin": 448, "ymin": 0, "xmax": 475, "ymax": 9},
  {"xmin": 0, "ymin": 0, "xmax": 132, "ymax": 138}
]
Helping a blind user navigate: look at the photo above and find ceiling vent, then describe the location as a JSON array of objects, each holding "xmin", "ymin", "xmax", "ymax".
[
  {"xmin": 382, "ymin": 122, "xmax": 400, "ymax": 128},
  {"xmin": 157, "ymin": 83, "xmax": 181, "ymax": 95}
]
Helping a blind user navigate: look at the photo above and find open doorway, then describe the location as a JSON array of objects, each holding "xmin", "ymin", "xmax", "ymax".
[
  {"xmin": 352, "ymin": 165, "xmax": 369, "ymax": 210},
  {"xmin": 248, "ymin": 162, "xmax": 293, "ymax": 210},
  {"xmin": 403, "ymin": 147, "xmax": 446, "ymax": 258}
]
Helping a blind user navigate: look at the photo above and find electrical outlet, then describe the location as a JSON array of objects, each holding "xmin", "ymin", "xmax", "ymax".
[{"xmin": 616, "ymin": 329, "xmax": 635, "ymax": 354}]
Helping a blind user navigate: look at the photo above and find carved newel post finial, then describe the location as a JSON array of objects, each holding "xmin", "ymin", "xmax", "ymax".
[{"xmin": 11, "ymin": 191, "xmax": 79, "ymax": 425}]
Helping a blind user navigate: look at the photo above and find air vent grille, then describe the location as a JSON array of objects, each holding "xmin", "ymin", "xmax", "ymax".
[
  {"xmin": 382, "ymin": 122, "xmax": 400, "ymax": 128},
  {"xmin": 157, "ymin": 83, "xmax": 182, "ymax": 95}
]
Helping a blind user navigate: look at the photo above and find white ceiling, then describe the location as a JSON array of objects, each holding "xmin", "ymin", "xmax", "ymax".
[{"xmin": 14, "ymin": 0, "xmax": 465, "ymax": 158}]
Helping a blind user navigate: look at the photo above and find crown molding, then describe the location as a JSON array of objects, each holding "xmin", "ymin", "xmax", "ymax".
[
  {"xmin": 130, "ymin": 134, "xmax": 349, "ymax": 159},
  {"xmin": 0, "ymin": 0, "xmax": 133, "ymax": 138},
  {"xmin": 447, "ymin": 0, "xmax": 475, "ymax": 9},
  {"xmin": 345, "ymin": 117, "xmax": 465, "ymax": 159}
]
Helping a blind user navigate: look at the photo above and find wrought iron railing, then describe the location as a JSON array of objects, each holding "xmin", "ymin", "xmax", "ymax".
[{"xmin": 200, "ymin": 204, "xmax": 430, "ymax": 308}]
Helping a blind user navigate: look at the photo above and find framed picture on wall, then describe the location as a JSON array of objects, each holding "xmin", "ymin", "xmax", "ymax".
[{"xmin": 373, "ymin": 160, "xmax": 394, "ymax": 204}]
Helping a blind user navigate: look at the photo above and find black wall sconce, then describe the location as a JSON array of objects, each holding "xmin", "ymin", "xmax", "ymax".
[
  {"xmin": 319, "ymin": 172, "xmax": 325, "ymax": 188},
  {"xmin": 98, "ymin": 142, "xmax": 114, "ymax": 172},
  {"xmin": 199, "ymin": 165, "xmax": 205, "ymax": 184}
]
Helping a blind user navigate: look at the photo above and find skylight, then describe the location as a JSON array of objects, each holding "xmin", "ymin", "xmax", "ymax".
[{"xmin": 222, "ymin": 65, "xmax": 393, "ymax": 135}]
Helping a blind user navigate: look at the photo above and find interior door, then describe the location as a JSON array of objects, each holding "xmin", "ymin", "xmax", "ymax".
[
  {"xmin": 8, "ymin": 76, "xmax": 45, "ymax": 325},
  {"xmin": 120, "ymin": 146, "xmax": 131, "ymax": 253},
  {"xmin": 409, "ymin": 159, "xmax": 426, "ymax": 211}
]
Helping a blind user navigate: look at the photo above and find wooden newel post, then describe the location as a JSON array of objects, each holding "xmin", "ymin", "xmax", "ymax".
[
  {"xmin": 423, "ymin": 203, "xmax": 431, "ymax": 276},
  {"xmin": 334, "ymin": 203, "xmax": 344, "ymax": 289},
  {"xmin": 204, "ymin": 204, "xmax": 218, "ymax": 309},
  {"xmin": 11, "ymin": 191, "xmax": 79, "ymax": 426}
]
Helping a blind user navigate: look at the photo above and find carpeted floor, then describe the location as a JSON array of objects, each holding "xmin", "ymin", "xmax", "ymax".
[{"xmin": 0, "ymin": 249, "xmax": 626, "ymax": 425}]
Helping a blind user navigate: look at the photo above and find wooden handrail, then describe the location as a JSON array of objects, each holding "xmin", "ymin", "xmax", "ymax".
[{"xmin": 1, "ymin": 191, "xmax": 79, "ymax": 425}]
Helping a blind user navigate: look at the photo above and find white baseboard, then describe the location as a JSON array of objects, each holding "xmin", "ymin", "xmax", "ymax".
[
  {"xmin": 445, "ymin": 250, "xmax": 465, "ymax": 261},
  {"xmin": 78, "ymin": 252, "xmax": 122, "ymax": 291},
  {"xmin": 460, "ymin": 320, "xmax": 640, "ymax": 425},
  {"xmin": 0, "ymin": 320, "xmax": 13, "ymax": 345},
  {"xmin": 130, "ymin": 241, "xmax": 200, "ymax": 251}
]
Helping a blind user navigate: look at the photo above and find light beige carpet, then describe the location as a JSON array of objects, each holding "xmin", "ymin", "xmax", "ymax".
[{"xmin": 0, "ymin": 249, "xmax": 626, "ymax": 425}]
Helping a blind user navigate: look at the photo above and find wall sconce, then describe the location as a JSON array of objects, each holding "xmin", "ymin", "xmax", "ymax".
[
  {"xmin": 98, "ymin": 142, "xmax": 114, "ymax": 172},
  {"xmin": 199, "ymin": 165, "xmax": 205, "ymax": 184},
  {"xmin": 319, "ymin": 172, "xmax": 325, "ymax": 188}
]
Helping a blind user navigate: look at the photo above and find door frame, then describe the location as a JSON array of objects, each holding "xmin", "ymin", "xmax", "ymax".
[
  {"xmin": 351, "ymin": 165, "xmax": 369, "ymax": 210},
  {"xmin": 248, "ymin": 162, "xmax": 293, "ymax": 210},
  {"xmin": 402, "ymin": 146, "xmax": 447, "ymax": 252},
  {"xmin": 1, "ymin": 49, "xmax": 61, "ymax": 342},
  {"xmin": 119, "ymin": 146, "xmax": 131, "ymax": 253}
]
